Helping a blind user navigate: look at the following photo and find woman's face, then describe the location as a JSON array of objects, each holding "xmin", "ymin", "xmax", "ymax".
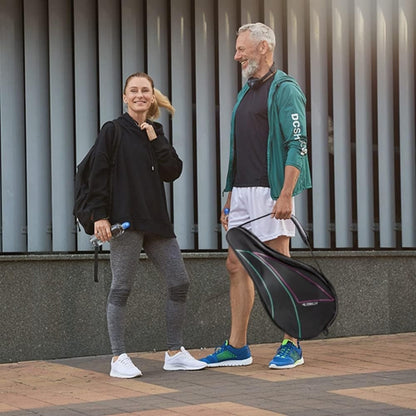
[{"xmin": 123, "ymin": 76, "xmax": 154, "ymax": 116}]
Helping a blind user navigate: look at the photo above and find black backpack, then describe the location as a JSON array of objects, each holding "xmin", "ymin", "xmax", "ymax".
[{"xmin": 73, "ymin": 120, "xmax": 121, "ymax": 236}]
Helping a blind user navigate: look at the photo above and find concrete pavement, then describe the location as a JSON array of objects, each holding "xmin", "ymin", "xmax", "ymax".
[{"xmin": 1, "ymin": 333, "xmax": 416, "ymax": 415}]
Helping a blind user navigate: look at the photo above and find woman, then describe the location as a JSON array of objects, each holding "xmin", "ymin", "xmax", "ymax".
[{"xmin": 88, "ymin": 72, "xmax": 206, "ymax": 378}]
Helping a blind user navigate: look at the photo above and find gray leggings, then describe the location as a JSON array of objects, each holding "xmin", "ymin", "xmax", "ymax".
[{"xmin": 107, "ymin": 231, "xmax": 190, "ymax": 355}]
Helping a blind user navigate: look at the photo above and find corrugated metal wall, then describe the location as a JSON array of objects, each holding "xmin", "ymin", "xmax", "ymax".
[{"xmin": 0, "ymin": 0, "xmax": 415, "ymax": 252}]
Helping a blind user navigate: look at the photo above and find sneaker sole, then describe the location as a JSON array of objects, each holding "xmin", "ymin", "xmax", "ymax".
[
  {"xmin": 269, "ymin": 357, "xmax": 304, "ymax": 370},
  {"xmin": 110, "ymin": 370, "xmax": 142, "ymax": 378},
  {"xmin": 205, "ymin": 357, "xmax": 253, "ymax": 368},
  {"xmin": 163, "ymin": 363, "xmax": 207, "ymax": 371}
]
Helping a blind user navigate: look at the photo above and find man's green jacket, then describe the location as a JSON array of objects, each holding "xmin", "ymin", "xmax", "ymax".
[{"xmin": 224, "ymin": 70, "xmax": 312, "ymax": 199}]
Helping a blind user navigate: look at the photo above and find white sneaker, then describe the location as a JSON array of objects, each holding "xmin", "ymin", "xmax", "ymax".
[
  {"xmin": 110, "ymin": 353, "xmax": 142, "ymax": 378},
  {"xmin": 163, "ymin": 347, "xmax": 208, "ymax": 371}
]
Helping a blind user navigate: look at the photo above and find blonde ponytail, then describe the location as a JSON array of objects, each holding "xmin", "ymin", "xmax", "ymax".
[{"xmin": 148, "ymin": 88, "xmax": 175, "ymax": 120}]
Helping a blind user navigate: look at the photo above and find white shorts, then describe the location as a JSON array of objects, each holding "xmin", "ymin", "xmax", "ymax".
[{"xmin": 228, "ymin": 187, "xmax": 295, "ymax": 242}]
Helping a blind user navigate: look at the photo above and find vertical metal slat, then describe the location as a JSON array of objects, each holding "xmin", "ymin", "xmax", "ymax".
[
  {"xmin": 121, "ymin": 0, "xmax": 145, "ymax": 80},
  {"xmin": 218, "ymin": 0, "xmax": 239, "ymax": 248},
  {"xmin": 287, "ymin": 0, "xmax": 309, "ymax": 248},
  {"xmin": 332, "ymin": 0, "xmax": 352, "ymax": 247},
  {"xmin": 146, "ymin": 0, "xmax": 171, "ymax": 217},
  {"xmin": 74, "ymin": 0, "xmax": 98, "ymax": 250},
  {"xmin": 0, "ymin": 0, "xmax": 26, "ymax": 252},
  {"xmin": 354, "ymin": 0, "xmax": 375, "ymax": 247},
  {"xmin": 98, "ymin": 0, "xmax": 122, "ymax": 125},
  {"xmin": 240, "ymin": 0, "xmax": 260, "ymax": 25},
  {"xmin": 170, "ymin": 0, "xmax": 195, "ymax": 249},
  {"xmin": 194, "ymin": 0, "xmax": 217, "ymax": 248},
  {"xmin": 24, "ymin": 0, "xmax": 51, "ymax": 251},
  {"xmin": 49, "ymin": 0, "xmax": 75, "ymax": 251},
  {"xmin": 310, "ymin": 0, "xmax": 330, "ymax": 248},
  {"xmin": 264, "ymin": 0, "xmax": 285, "ymax": 70},
  {"xmin": 376, "ymin": 0, "xmax": 396, "ymax": 247},
  {"xmin": 398, "ymin": 0, "xmax": 416, "ymax": 247}
]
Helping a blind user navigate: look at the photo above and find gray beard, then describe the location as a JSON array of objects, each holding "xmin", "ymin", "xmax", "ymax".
[{"xmin": 242, "ymin": 59, "xmax": 259, "ymax": 79}]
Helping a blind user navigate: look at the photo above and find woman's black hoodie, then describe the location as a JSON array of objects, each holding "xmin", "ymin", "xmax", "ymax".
[{"xmin": 87, "ymin": 112, "xmax": 182, "ymax": 238}]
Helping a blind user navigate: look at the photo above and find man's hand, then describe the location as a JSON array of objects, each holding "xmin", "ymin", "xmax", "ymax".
[
  {"xmin": 220, "ymin": 207, "xmax": 230, "ymax": 231},
  {"xmin": 271, "ymin": 193, "xmax": 293, "ymax": 220}
]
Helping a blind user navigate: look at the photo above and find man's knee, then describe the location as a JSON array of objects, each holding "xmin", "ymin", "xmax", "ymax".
[{"xmin": 226, "ymin": 251, "xmax": 244, "ymax": 276}]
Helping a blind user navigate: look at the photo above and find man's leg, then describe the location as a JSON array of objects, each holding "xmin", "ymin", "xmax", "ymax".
[
  {"xmin": 199, "ymin": 247, "xmax": 253, "ymax": 367},
  {"xmin": 228, "ymin": 247, "xmax": 255, "ymax": 348},
  {"xmin": 264, "ymin": 235, "xmax": 297, "ymax": 344},
  {"xmin": 265, "ymin": 235, "xmax": 304, "ymax": 369},
  {"xmin": 229, "ymin": 234, "xmax": 296, "ymax": 347}
]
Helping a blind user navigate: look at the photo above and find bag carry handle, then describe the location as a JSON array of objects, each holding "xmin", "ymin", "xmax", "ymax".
[
  {"xmin": 239, "ymin": 213, "xmax": 310, "ymax": 247},
  {"xmin": 238, "ymin": 212, "xmax": 322, "ymax": 273},
  {"xmin": 289, "ymin": 214, "xmax": 311, "ymax": 248}
]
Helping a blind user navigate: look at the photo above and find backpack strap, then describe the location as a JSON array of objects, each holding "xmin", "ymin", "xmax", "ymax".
[
  {"xmin": 94, "ymin": 246, "xmax": 99, "ymax": 282},
  {"xmin": 93, "ymin": 119, "xmax": 122, "ymax": 283},
  {"xmin": 107, "ymin": 119, "xmax": 122, "ymax": 218}
]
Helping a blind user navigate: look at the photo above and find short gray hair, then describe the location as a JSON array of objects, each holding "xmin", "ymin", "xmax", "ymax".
[{"xmin": 237, "ymin": 22, "xmax": 276, "ymax": 51}]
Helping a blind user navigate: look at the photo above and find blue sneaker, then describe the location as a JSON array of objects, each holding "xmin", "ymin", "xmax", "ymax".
[
  {"xmin": 200, "ymin": 340, "xmax": 253, "ymax": 367},
  {"xmin": 269, "ymin": 339, "xmax": 304, "ymax": 369}
]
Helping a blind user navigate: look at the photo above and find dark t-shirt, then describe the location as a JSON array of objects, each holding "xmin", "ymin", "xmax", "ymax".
[{"xmin": 233, "ymin": 76, "xmax": 273, "ymax": 187}]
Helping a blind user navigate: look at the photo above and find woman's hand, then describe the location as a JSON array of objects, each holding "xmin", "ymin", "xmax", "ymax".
[
  {"xmin": 94, "ymin": 218, "xmax": 112, "ymax": 243},
  {"xmin": 140, "ymin": 121, "xmax": 157, "ymax": 141}
]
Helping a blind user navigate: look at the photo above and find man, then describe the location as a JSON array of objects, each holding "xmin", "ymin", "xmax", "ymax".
[{"xmin": 200, "ymin": 23, "xmax": 312, "ymax": 369}]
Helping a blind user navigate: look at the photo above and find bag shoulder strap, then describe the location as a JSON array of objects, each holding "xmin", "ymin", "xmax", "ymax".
[
  {"xmin": 93, "ymin": 119, "xmax": 122, "ymax": 283},
  {"xmin": 110, "ymin": 119, "xmax": 122, "ymax": 164},
  {"xmin": 107, "ymin": 119, "xmax": 122, "ymax": 221}
]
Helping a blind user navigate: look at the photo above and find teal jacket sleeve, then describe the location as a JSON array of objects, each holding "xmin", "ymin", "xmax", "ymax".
[{"xmin": 276, "ymin": 81, "xmax": 308, "ymax": 170}]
